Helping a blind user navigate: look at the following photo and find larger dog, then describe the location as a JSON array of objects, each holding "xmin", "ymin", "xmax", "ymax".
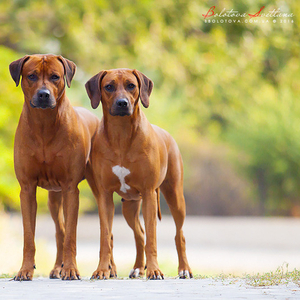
[
  {"xmin": 9, "ymin": 54, "xmax": 100, "ymax": 280},
  {"xmin": 85, "ymin": 68, "xmax": 192, "ymax": 279}
]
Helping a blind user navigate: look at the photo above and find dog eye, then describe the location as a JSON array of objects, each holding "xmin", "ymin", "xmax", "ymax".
[
  {"xmin": 105, "ymin": 84, "xmax": 114, "ymax": 92},
  {"xmin": 127, "ymin": 83, "xmax": 136, "ymax": 90},
  {"xmin": 50, "ymin": 74, "xmax": 60, "ymax": 81},
  {"xmin": 27, "ymin": 74, "xmax": 38, "ymax": 81}
]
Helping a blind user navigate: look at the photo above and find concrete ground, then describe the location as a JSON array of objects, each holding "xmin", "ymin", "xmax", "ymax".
[
  {"xmin": 1, "ymin": 277, "xmax": 300, "ymax": 299},
  {"xmin": 1, "ymin": 214, "xmax": 300, "ymax": 299}
]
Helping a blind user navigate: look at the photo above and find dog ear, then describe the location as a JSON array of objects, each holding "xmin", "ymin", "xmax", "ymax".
[
  {"xmin": 133, "ymin": 70, "xmax": 153, "ymax": 108},
  {"xmin": 85, "ymin": 71, "xmax": 107, "ymax": 109},
  {"xmin": 9, "ymin": 56, "xmax": 30, "ymax": 87},
  {"xmin": 58, "ymin": 56, "xmax": 76, "ymax": 88}
]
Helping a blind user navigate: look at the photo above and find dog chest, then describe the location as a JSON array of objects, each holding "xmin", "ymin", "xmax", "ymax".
[{"xmin": 112, "ymin": 165, "xmax": 131, "ymax": 193}]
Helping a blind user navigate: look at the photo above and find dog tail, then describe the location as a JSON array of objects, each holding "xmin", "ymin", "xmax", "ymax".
[{"xmin": 156, "ymin": 188, "xmax": 162, "ymax": 221}]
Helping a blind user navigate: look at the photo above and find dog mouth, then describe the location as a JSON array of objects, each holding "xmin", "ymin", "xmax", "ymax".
[
  {"xmin": 115, "ymin": 111, "xmax": 130, "ymax": 117},
  {"xmin": 30, "ymin": 101, "xmax": 56, "ymax": 110},
  {"xmin": 109, "ymin": 108, "xmax": 132, "ymax": 117}
]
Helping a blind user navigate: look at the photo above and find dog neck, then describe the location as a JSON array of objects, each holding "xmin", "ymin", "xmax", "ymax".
[
  {"xmin": 102, "ymin": 103, "xmax": 146, "ymax": 148},
  {"xmin": 22, "ymin": 93, "xmax": 72, "ymax": 139}
]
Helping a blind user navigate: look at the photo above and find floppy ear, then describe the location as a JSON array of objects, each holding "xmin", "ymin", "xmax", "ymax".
[
  {"xmin": 85, "ymin": 71, "xmax": 107, "ymax": 109},
  {"xmin": 133, "ymin": 70, "xmax": 153, "ymax": 108},
  {"xmin": 9, "ymin": 55, "xmax": 30, "ymax": 87},
  {"xmin": 57, "ymin": 56, "xmax": 76, "ymax": 88}
]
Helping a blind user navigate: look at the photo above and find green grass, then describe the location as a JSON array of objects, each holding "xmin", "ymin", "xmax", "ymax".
[
  {"xmin": 0, "ymin": 274, "xmax": 12, "ymax": 279},
  {"xmin": 243, "ymin": 264, "xmax": 300, "ymax": 287},
  {"xmin": 193, "ymin": 263, "xmax": 300, "ymax": 287}
]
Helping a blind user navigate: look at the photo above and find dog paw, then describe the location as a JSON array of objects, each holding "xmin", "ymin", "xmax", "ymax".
[
  {"xmin": 146, "ymin": 268, "xmax": 164, "ymax": 280},
  {"xmin": 60, "ymin": 266, "xmax": 80, "ymax": 280},
  {"xmin": 91, "ymin": 269, "xmax": 110, "ymax": 280},
  {"xmin": 129, "ymin": 268, "xmax": 142, "ymax": 278},
  {"xmin": 179, "ymin": 270, "xmax": 193, "ymax": 279},
  {"xmin": 49, "ymin": 266, "xmax": 62, "ymax": 279},
  {"xmin": 14, "ymin": 268, "xmax": 34, "ymax": 281}
]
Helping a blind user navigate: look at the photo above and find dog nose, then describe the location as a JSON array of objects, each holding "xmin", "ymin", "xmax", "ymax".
[
  {"xmin": 116, "ymin": 99, "xmax": 128, "ymax": 108},
  {"xmin": 37, "ymin": 89, "xmax": 50, "ymax": 101}
]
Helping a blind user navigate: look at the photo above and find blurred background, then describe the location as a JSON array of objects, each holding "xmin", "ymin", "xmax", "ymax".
[
  {"xmin": 1, "ymin": 0, "xmax": 300, "ymax": 279},
  {"xmin": 0, "ymin": 0, "xmax": 299, "ymax": 217}
]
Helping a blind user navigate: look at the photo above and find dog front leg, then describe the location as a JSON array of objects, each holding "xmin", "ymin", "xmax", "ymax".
[
  {"xmin": 14, "ymin": 184, "xmax": 37, "ymax": 281},
  {"xmin": 142, "ymin": 190, "xmax": 164, "ymax": 280},
  {"xmin": 91, "ymin": 191, "xmax": 115, "ymax": 280},
  {"xmin": 60, "ymin": 186, "xmax": 80, "ymax": 280}
]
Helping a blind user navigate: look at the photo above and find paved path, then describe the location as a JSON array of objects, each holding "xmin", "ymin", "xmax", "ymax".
[{"xmin": 1, "ymin": 277, "xmax": 300, "ymax": 299}]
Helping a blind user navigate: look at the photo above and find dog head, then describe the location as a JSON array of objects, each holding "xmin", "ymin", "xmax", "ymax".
[
  {"xmin": 9, "ymin": 54, "xmax": 76, "ymax": 109},
  {"xmin": 85, "ymin": 69, "xmax": 153, "ymax": 116}
]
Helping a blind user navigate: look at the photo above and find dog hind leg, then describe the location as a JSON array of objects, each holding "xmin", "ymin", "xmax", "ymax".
[{"xmin": 122, "ymin": 199, "xmax": 145, "ymax": 278}]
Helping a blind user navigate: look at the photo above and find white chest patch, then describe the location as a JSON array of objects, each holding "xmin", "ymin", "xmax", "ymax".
[{"xmin": 112, "ymin": 165, "xmax": 130, "ymax": 193}]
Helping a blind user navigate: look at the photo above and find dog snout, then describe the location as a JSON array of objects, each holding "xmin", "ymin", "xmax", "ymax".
[
  {"xmin": 116, "ymin": 99, "xmax": 128, "ymax": 108},
  {"xmin": 37, "ymin": 89, "xmax": 50, "ymax": 102},
  {"xmin": 110, "ymin": 98, "xmax": 131, "ymax": 116},
  {"xmin": 31, "ymin": 88, "xmax": 55, "ymax": 109}
]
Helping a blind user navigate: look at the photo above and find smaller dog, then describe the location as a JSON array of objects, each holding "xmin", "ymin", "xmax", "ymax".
[
  {"xmin": 10, "ymin": 54, "xmax": 100, "ymax": 280},
  {"xmin": 85, "ymin": 68, "xmax": 192, "ymax": 279}
]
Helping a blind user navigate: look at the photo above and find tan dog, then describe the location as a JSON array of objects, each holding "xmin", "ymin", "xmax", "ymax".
[
  {"xmin": 9, "ymin": 54, "xmax": 100, "ymax": 280},
  {"xmin": 85, "ymin": 68, "xmax": 192, "ymax": 279}
]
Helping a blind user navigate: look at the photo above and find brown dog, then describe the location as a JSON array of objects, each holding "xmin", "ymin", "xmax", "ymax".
[
  {"xmin": 9, "ymin": 54, "xmax": 100, "ymax": 280},
  {"xmin": 85, "ymin": 68, "xmax": 192, "ymax": 279}
]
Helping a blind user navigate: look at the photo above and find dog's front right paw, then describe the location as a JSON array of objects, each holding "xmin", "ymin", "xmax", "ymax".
[
  {"xmin": 14, "ymin": 268, "xmax": 34, "ymax": 281},
  {"xmin": 60, "ymin": 266, "xmax": 80, "ymax": 280},
  {"xmin": 49, "ymin": 265, "xmax": 62, "ymax": 279}
]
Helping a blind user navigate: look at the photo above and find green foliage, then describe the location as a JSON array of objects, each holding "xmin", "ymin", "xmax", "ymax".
[
  {"xmin": 226, "ymin": 82, "xmax": 300, "ymax": 214},
  {"xmin": 0, "ymin": 0, "xmax": 299, "ymax": 214},
  {"xmin": 0, "ymin": 46, "xmax": 23, "ymax": 210}
]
